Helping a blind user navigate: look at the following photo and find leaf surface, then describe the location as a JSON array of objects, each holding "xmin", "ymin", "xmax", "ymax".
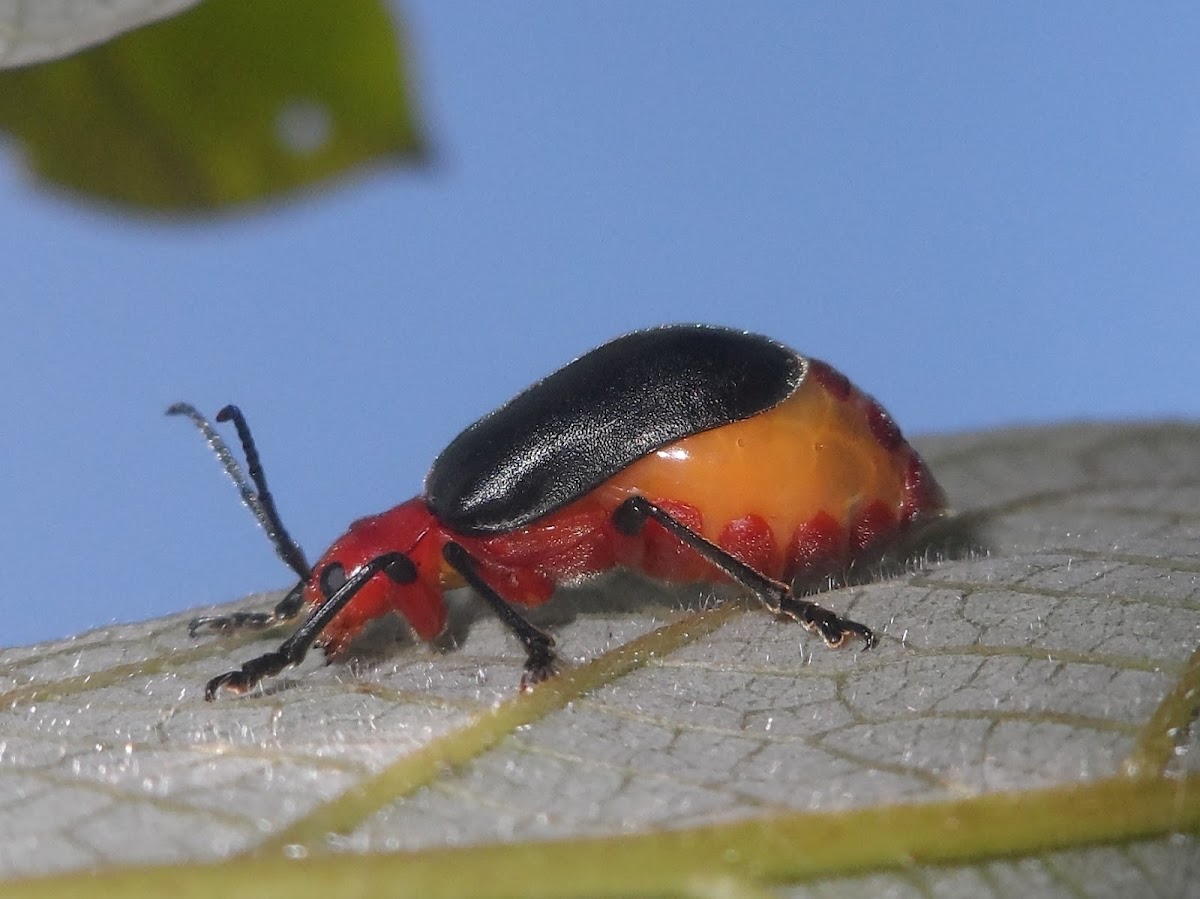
[{"xmin": 1, "ymin": 422, "xmax": 1198, "ymax": 896}]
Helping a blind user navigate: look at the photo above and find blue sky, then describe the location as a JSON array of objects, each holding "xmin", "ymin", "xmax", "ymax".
[{"xmin": 2, "ymin": 3, "xmax": 1197, "ymax": 647}]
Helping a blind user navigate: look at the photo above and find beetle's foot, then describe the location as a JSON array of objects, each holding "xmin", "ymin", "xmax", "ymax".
[
  {"xmin": 519, "ymin": 661, "xmax": 559, "ymax": 692},
  {"xmin": 203, "ymin": 649, "xmax": 291, "ymax": 701},
  {"xmin": 204, "ymin": 670, "xmax": 252, "ymax": 701},
  {"xmin": 188, "ymin": 611, "xmax": 275, "ymax": 638},
  {"xmin": 317, "ymin": 631, "xmax": 354, "ymax": 661},
  {"xmin": 780, "ymin": 596, "xmax": 877, "ymax": 650},
  {"xmin": 188, "ymin": 588, "xmax": 305, "ymax": 639},
  {"xmin": 518, "ymin": 636, "xmax": 559, "ymax": 692}
]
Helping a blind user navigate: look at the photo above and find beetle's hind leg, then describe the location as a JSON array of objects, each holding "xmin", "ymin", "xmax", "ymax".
[
  {"xmin": 441, "ymin": 541, "xmax": 558, "ymax": 689},
  {"xmin": 188, "ymin": 583, "xmax": 306, "ymax": 638},
  {"xmin": 612, "ymin": 496, "xmax": 876, "ymax": 650}
]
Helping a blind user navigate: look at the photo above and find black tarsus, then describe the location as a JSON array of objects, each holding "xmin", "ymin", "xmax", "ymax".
[
  {"xmin": 204, "ymin": 552, "xmax": 412, "ymax": 700},
  {"xmin": 441, "ymin": 541, "xmax": 558, "ymax": 689},
  {"xmin": 613, "ymin": 495, "xmax": 877, "ymax": 650}
]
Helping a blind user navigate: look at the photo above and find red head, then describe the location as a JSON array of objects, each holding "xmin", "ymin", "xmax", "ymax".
[
  {"xmin": 301, "ymin": 498, "xmax": 450, "ymax": 654},
  {"xmin": 168, "ymin": 404, "xmax": 455, "ymax": 659}
]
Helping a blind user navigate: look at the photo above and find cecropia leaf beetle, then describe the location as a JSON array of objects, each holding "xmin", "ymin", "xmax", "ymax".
[{"xmin": 170, "ymin": 324, "xmax": 945, "ymax": 699}]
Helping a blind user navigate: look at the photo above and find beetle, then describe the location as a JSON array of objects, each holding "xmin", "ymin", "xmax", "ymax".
[{"xmin": 171, "ymin": 324, "xmax": 946, "ymax": 700}]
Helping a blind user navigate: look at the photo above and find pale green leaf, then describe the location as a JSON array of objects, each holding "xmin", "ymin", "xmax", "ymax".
[{"xmin": 0, "ymin": 0, "xmax": 423, "ymax": 211}]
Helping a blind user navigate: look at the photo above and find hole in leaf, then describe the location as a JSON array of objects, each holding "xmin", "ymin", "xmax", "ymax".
[{"xmin": 275, "ymin": 99, "xmax": 333, "ymax": 156}]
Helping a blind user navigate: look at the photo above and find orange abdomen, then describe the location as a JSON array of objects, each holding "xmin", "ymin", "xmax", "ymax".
[{"xmin": 592, "ymin": 358, "xmax": 945, "ymax": 584}]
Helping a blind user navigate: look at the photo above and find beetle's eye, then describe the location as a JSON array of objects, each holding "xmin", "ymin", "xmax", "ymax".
[
  {"xmin": 318, "ymin": 562, "xmax": 347, "ymax": 599},
  {"xmin": 383, "ymin": 554, "xmax": 417, "ymax": 585}
]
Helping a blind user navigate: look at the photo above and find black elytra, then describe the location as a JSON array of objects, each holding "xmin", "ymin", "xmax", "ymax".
[{"xmin": 424, "ymin": 325, "xmax": 804, "ymax": 535}]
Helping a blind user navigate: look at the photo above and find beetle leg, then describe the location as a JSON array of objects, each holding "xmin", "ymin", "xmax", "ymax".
[
  {"xmin": 441, "ymin": 541, "xmax": 558, "ymax": 689},
  {"xmin": 202, "ymin": 553, "xmax": 415, "ymax": 700},
  {"xmin": 613, "ymin": 496, "xmax": 876, "ymax": 650},
  {"xmin": 188, "ymin": 582, "xmax": 307, "ymax": 637}
]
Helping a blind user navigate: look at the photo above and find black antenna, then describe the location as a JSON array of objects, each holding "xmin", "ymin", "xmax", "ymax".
[{"xmin": 167, "ymin": 402, "xmax": 312, "ymax": 581}]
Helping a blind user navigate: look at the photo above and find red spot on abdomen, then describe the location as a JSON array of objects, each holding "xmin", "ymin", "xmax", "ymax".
[
  {"xmin": 785, "ymin": 511, "xmax": 846, "ymax": 582},
  {"xmin": 849, "ymin": 499, "xmax": 899, "ymax": 554},
  {"xmin": 807, "ymin": 359, "xmax": 852, "ymax": 400},
  {"xmin": 864, "ymin": 399, "xmax": 903, "ymax": 452},
  {"xmin": 718, "ymin": 514, "xmax": 780, "ymax": 576},
  {"xmin": 899, "ymin": 452, "xmax": 946, "ymax": 523},
  {"xmin": 638, "ymin": 500, "xmax": 712, "ymax": 582}
]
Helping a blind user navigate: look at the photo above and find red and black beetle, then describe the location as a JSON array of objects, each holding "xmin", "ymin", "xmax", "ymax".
[{"xmin": 171, "ymin": 324, "xmax": 946, "ymax": 700}]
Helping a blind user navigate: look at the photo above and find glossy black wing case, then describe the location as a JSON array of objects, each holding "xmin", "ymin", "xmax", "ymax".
[{"xmin": 425, "ymin": 324, "xmax": 805, "ymax": 534}]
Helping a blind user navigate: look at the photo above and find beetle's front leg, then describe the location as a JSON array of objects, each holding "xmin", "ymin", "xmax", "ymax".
[
  {"xmin": 202, "ymin": 553, "xmax": 415, "ymax": 700},
  {"xmin": 613, "ymin": 495, "xmax": 876, "ymax": 650}
]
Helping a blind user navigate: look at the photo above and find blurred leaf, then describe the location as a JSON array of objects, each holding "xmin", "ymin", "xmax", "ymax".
[
  {"xmin": 1, "ymin": 422, "xmax": 1199, "ymax": 896},
  {"xmin": 0, "ymin": 0, "xmax": 423, "ymax": 212},
  {"xmin": 0, "ymin": 0, "xmax": 199, "ymax": 69}
]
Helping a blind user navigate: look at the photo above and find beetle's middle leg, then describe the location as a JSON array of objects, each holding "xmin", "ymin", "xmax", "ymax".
[
  {"xmin": 441, "ymin": 541, "xmax": 558, "ymax": 689},
  {"xmin": 612, "ymin": 495, "xmax": 876, "ymax": 650}
]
